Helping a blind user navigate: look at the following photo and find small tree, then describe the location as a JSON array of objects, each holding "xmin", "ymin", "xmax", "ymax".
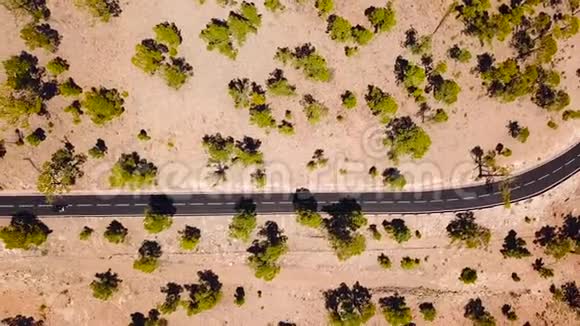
[
  {"xmin": 247, "ymin": 221, "xmax": 288, "ymax": 281},
  {"xmin": 109, "ymin": 152, "xmax": 158, "ymax": 189},
  {"xmin": 133, "ymin": 240, "xmax": 163, "ymax": 273},
  {"xmin": 234, "ymin": 286, "xmax": 245, "ymax": 306},
  {"xmin": 264, "ymin": 0, "xmax": 285, "ymax": 12},
  {"xmin": 400, "ymin": 256, "xmax": 420, "ymax": 270},
  {"xmin": 266, "ymin": 69, "xmax": 296, "ymax": 96},
  {"xmin": 368, "ymin": 224, "xmax": 381, "ymax": 240},
  {"xmin": 179, "ymin": 225, "xmax": 201, "ymax": 250},
  {"xmin": 377, "ymin": 253, "xmax": 392, "ymax": 269},
  {"xmin": 446, "ymin": 211, "xmax": 491, "ymax": 249},
  {"xmin": 80, "ymin": 87, "xmax": 125, "ymax": 125},
  {"xmin": 382, "ymin": 218, "xmax": 411, "ymax": 243},
  {"xmin": 315, "ymin": 0, "xmax": 333, "ymax": 16},
  {"xmin": 501, "ymin": 304, "xmax": 517, "ymax": 321},
  {"xmin": 25, "ymin": 128, "xmax": 46, "ymax": 146},
  {"xmin": 459, "ymin": 267, "xmax": 478, "ymax": 284},
  {"xmin": 90, "ymin": 269, "xmax": 122, "ymax": 300},
  {"xmin": 301, "ymin": 94, "xmax": 329, "ymax": 124},
  {"xmin": 419, "ymin": 302, "xmax": 437, "ymax": 322},
  {"xmin": 365, "ymin": 2, "xmax": 396, "ymax": 33},
  {"xmin": 58, "ymin": 78, "xmax": 83, "ymax": 97},
  {"xmin": 1, "ymin": 315, "xmax": 44, "ymax": 326},
  {"xmin": 0, "ymin": 212, "xmax": 52, "ymax": 249},
  {"xmin": 384, "ymin": 116, "xmax": 431, "ymax": 161},
  {"xmin": 229, "ymin": 198, "xmax": 257, "ymax": 241},
  {"xmin": 532, "ymin": 258, "xmax": 554, "ymax": 278},
  {"xmin": 382, "ymin": 168, "xmax": 406, "ymax": 189},
  {"xmin": 88, "ymin": 138, "xmax": 108, "ymax": 159},
  {"xmin": 143, "ymin": 195, "xmax": 176, "ymax": 234},
  {"xmin": 341, "ymin": 90, "xmax": 357, "ymax": 109},
  {"xmin": 324, "ymin": 282, "xmax": 376, "ymax": 325},
  {"xmin": 463, "ymin": 298, "xmax": 496, "ymax": 326},
  {"xmin": 79, "ymin": 226, "xmax": 94, "ymax": 240},
  {"xmin": 129, "ymin": 309, "xmax": 167, "ymax": 326},
  {"xmin": 500, "ymin": 230, "xmax": 531, "ymax": 258},
  {"xmin": 293, "ymin": 188, "xmax": 322, "ymax": 228},
  {"xmin": 506, "ymin": 121, "xmax": 530, "ymax": 143},
  {"xmin": 447, "ymin": 44, "xmax": 471, "ymax": 62},
  {"xmin": 20, "ymin": 23, "xmax": 61, "ymax": 53},
  {"xmin": 46, "ymin": 57, "xmax": 69, "ymax": 76},
  {"xmin": 76, "ymin": 0, "xmax": 122, "ymax": 22},
  {"xmin": 158, "ymin": 282, "xmax": 183, "ymax": 314},
  {"xmin": 0, "ymin": 0, "xmax": 51, "ymax": 21},
  {"xmin": 274, "ymin": 43, "xmax": 331, "ymax": 82},
  {"xmin": 379, "ymin": 294, "xmax": 412, "ymax": 326},
  {"xmin": 103, "ymin": 220, "xmax": 128, "ymax": 244},
  {"xmin": 322, "ymin": 198, "xmax": 368, "ymax": 260},
  {"xmin": 182, "ymin": 270, "xmax": 223, "ymax": 315},
  {"xmin": 326, "ymin": 15, "xmax": 352, "ymax": 42},
  {"xmin": 550, "ymin": 281, "xmax": 580, "ymax": 315},
  {"xmin": 234, "ymin": 136, "xmax": 264, "ymax": 166},
  {"xmin": 37, "ymin": 143, "xmax": 87, "ymax": 198},
  {"xmin": 365, "ymin": 85, "xmax": 398, "ymax": 123}
]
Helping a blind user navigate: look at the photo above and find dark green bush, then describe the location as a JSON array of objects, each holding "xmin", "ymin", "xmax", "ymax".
[
  {"xmin": 0, "ymin": 212, "xmax": 52, "ymax": 250},
  {"xmin": 109, "ymin": 152, "xmax": 158, "ymax": 189},
  {"xmin": 324, "ymin": 282, "xmax": 376, "ymax": 325},
  {"xmin": 20, "ymin": 23, "xmax": 61, "ymax": 53}
]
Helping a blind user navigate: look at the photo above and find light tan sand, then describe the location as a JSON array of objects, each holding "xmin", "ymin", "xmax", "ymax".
[{"xmin": 0, "ymin": 0, "xmax": 578, "ymax": 194}]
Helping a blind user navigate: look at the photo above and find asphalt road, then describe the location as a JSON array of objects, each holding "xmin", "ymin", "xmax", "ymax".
[{"xmin": 0, "ymin": 142, "xmax": 578, "ymax": 217}]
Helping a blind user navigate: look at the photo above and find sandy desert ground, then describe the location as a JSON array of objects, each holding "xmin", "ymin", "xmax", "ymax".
[
  {"xmin": 0, "ymin": 0, "xmax": 578, "ymax": 194},
  {"xmin": 0, "ymin": 175, "xmax": 578, "ymax": 325}
]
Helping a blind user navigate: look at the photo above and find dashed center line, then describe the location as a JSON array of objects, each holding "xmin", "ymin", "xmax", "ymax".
[
  {"xmin": 18, "ymin": 204, "xmax": 33, "ymax": 208},
  {"xmin": 430, "ymin": 199, "xmax": 443, "ymax": 203},
  {"xmin": 524, "ymin": 180, "xmax": 536, "ymax": 186},
  {"xmin": 365, "ymin": 200, "xmax": 378, "ymax": 204},
  {"xmin": 414, "ymin": 200, "xmax": 427, "ymax": 204},
  {"xmin": 76, "ymin": 204, "xmax": 93, "ymax": 207},
  {"xmin": 380, "ymin": 200, "xmax": 394, "ymax": 204},
  {"xmin": 114, "ymin": 203, "xmax": 130, "ymax": 207},
  {"xmin": 479, "ymin": 194, "xmax": 490, "ymax": 198},
  {"xmin": 207, "ymin": 203, "xmax": 221, "ymax": 206},
  {"xmin": 134, "ymin": 203, "xmax": 147, "ymax": 206},
  {"xmin": 447, "ymin": 198, "xmax": 459, "ymax": 202},
  {"xmin": 0, "ymin": 204, "xmax": 15, "ymax": 208},
  {"xmin": 553, "ymin": 167, "xmax": 563, "ymax": 173},
  {"xmin": 174, "ymin": 203, "xmax": 186, "ymax": 206},
  {"xmin": 463, "ymin": 196, "xmax": 475, "ymax": 200},
  {"xmin": 279, "ymin": 201, "xmax": 292, "ymax": 204},
  {"xmin": 97, "ymin": 204, "xmax": 111, "ymax": 207},
  {"xmin": 189, "ymin": 203, "xmax": 204, "ymax": 206},
  {"xmin": 565, "ymin": 158, "xmax": 576, "ymax": 165},
  {"xmin": 538, "ymin": 174, "xmax": 549, "ymax": 181}
]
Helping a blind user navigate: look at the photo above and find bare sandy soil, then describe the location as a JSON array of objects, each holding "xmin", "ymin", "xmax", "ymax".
[
  {"xmin": 0, "ymin": 0, "xmax": 578, "ymax": 194},
  {"xmin": 0, "ymin": 175, "xmax": 578, "ymax": 325}
]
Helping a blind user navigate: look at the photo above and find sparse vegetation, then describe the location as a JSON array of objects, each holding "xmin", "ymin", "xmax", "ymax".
[
  {"xmin": 419, "ymin": 302, "xmax": 437, "ymax": 322},
  {"xmin": 365, "ymin": 2, "xmax": 396, "ymax": 33},
  {"xmin": 88, "ymin": 139, "xmax": 107, "ymax": 159},
  {"xmin": 37, "ymin": 143, "xmax": 87, "ymax": 198},
  {"xmin": 229, "ymin": 198, "xmax": 257, "ymax": 242},
  {"xmin": 459, "ymin": 267, "xmax": 478, "ymax": 284},
  {"xmin": 446, "ymin": 211, "xmax": 491, "ymax": 249},
  {"xmin": 46, "ymin": 57, "xmax": 69, "ymax": 76},
  {"xmin": 79, "ymin": 226, "xmax": 94, "ymax": 240},
  {"xmin": 384, "ymin": 116, "xmax": 431, "ymax": 162},
  {"xmin": 275, "ymin": 43, "xmax": 331, "ymax": 82},
  {"xmin": 103, "ymin": 220, "xmax": 128, "ymax": 244},
  {"xmin": 534, "ymin": 214, "xmax": 579, "ymax": 259},
  {"xmin": 133, "ymin": 240, "xmax": 163, "ymax": 273},
  {"xmin": 532, "ymin": 258, "xmax": 554, "ymax": 278},
  {"xmin": 181, "ymin": 270, "xmax": 223, "ymax": 315},
  {"xmin": 501, "ymin": 304, "xmax": 518, "ymax": 321},
  {"xmin": 322, "ymin": 198, "xmax": 367, "ymax": 260},
  {"xmin": 129, "ymin": 309, "xmax": 167, "ymax": 326},
  {"xmin": 500, "ymin": 230, "xmax": 531, "ymax": 258},
  {"xmin": 20, "ymin": 23, "xmax": 61, "ymax": 53},
  {"xmin": 382, "ymin": 218, "xmax": 411, "ymax": 243},
  {"xmin": 400, "ymin": 256, "xmax": 420, "ymax": 270},
  {"xmin": 377, "ymin": 253, "xmax": 392, "ymax": 269},
  {"xmin": 382, "ymin": 168, "xmax": 406, "ymax": 189},
  {"xmin": 109, "ymin": 152, "xmax": 158, "ymax": 189},
  {"xmin": 464, "ymin": 298, "xmax": 496, "ymax": 326},
  {"xmin": 379, "ymin": 294, "xmax": 412, "ymax": 325},
  {"xmin": 76, "ymin": 0, "xmax": 122, "ymax": 22},
  {"xmin": 80, "ymin": 87, "xmax": 125, "ymax": 125},
  {"xmin": 365, "ymin": 85, "xmax": 398, "ymax": 123},
  {"xmin": 550, "ymin": 281, "xmax": 580, "ymax": 315}
]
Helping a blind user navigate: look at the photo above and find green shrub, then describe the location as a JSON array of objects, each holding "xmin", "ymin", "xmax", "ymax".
[
  {"xmin": 76, "ymin": 0, "xmax": 122, "ymax": 22},
  {"xmin": 81, "ymin": 87, "xmax": 125, "ymax": 125},
  {"xmin": 534, "ymin": 214, "xmax": 579, "ymax": 259},
  {"xmin": 382, "ymin": 168, "xmax": 406, "ymax": 190},
  {"xmin": 1, "ymin": 0, "xmax": 51, "ymax": 20},
  {"xmin": 352, "ymin": 25, "xmax": 374, "ymax": 45},
  {"xmin": 249, "ymin": 104, "xmax": 276, "ymax": 129},
  {"xmin": 384, "ymin": 116, "xmax": 431, "ymax": 161},
  {"xmin": 46, "ymin": 57, "xmax": 69, "ymax": 76},
  {"xmin": 88, "ymin": 138, "xmax": 107, "ymax": 158},
  {"xmin": 432, "ymin": 109, "xmax": 448, "ymax": 122},
  {"xmin": 344, "ymin": 46, "xmax": 359, "ymax": 57},
  {"xmin": 36, "ymin": 144, "xmax": 87, "ymax": 197},
  {"xmin": 324, "ymin": 282, "xmax": 376, "ymax": 325},
  {"xmin": 382, "ymin": 218, "xmax": 411, "ymax": 243},
  {"xmin": 550, "ymin": 281, "xmax": 580, "ymax": 315},
  {"xmin": 179, "ymin": 225, "xmax": 201, "ymax": 250},
  {"xmin": 368, "ymin": 224, "xmax": 381, "ymax": 240},
  {"xmin": 103, "ymin": 220, "xmax": 128, "ymax": 244},
  {"xmin": 379, "ymin": 294, "xmax": 412, "ymax": 326},
  {"xmin": 202, "ymin": 133, "xmax": 235, "ymax": 163},
  {"xmin": 143, "ymin": 210, "xmax": 173, "ymax": 234},
  {"xmin": 181, "ymin": 270, "xmax": 223, "ymax": 315},
  {"xmin": 341, "ymin": 90, "xmax": 357, "ymax": 109},
  {"xmin": 25, "ymin": 128, "xmax": 46, "ymax": 146},
  {"xmin": 365, "ymin": 85, "xmax": 398, "ymax": 123},
  {"xmin": 562, "ymin": 109, "xmax": 580, "ymax": 120},
  {"xmin": 446, "ymin": 211, "xmax": 491, "ymax": 249},
  {"xmin": 547, "ymin": 120, "xmax": 558, "ymax": 129},
  {"xmin": 532, "ymin": 258, "xmax": 554, "ymax": 278},
  {"xmin": 277, "ymin": 120, "xmax": 295, "ymax": 135},
  {"xmin": 511, "ymin": 272, "xmax": 520, "ymax": 282},
  {"xmin": 228, "ymin": 12, "xmax": 258, "ymax": 46},
  {"xmin": 247, "ymin": 221, "xmax": 288, "ymax": 281},
  {"xmin": 233, "ymin": 137, "xmax": 263, "ymax": 166},
  {"xmin": 266, "ymin": 69, "xmax": 296, "ymax": 96},
  {"xmin": 131, "ymin": 39, "xmax": 166, "ymax": 75},
  {"xmin": 274, "ymin": 44, "xmax": 331, "ymax": 82},
  {"xmin": 377, "ymin": 253, "xmax": 392, "ymax": 269},
  {"xmin": 90, "ymin": 269, "xmax": 122, "ymax": 300},
  {"xmin": 326, "ymin": 15, "xmax": 352, "ymax": 42},
  {"xmin": 501, "ymin": 304, "xmax": 517, "ymax": 321},
  {"xmin": 0, "ymin": 91, "xmax": 43, "ymax": 125},
  {"xmin": 251, "ymin": 168, "xmax": 267, "ymax": 188},
  {"xmin": 500, "ymin": 230, "xmax": 531, "ymax": 258},
  {"xmin": 459, "ymin": 267, "xmax": 478, "ymax": 284},
  {"xmin": 62, "ymin": 101, "xmax": 82, "ymax": 124},
  {"xmin": 403, "ymin": 28, "xmax": 431, "ymax": 55},
  {"xmin": 419, "ymin": 302, "xmax": 437, "ymax": 322},
  {"xmin": 432, "ymin": 78, "xmax": 461, "ymax": 105},
  {"xmin": 200, "ymin": 19, "xmax": 238, "ymax": 59},
  {"xmin": 0, "ymin": 212, "xmax": 52, "ymax": 250},
  {"xmin": 160, "ymin": 58, "xmax": 193, "ymax": 89},
  {"xmin": 153, "ymin": 22, "xmax": 182, "ymax": 55},
  {"xmin": 306, "ymin": 149, "xmax": 328, "ymax": 170},
  {"xmin": 229, "ymin": 199, "xmax": 257, "ymax": 242},
  {"xmin": 448, "ymin": 44, "xmax": 472, "ymax": 63},
  {"xmin": 158, "ymin": 282, "xmax": 183, "ymax": 314},
  {"xmin": 322, "ymin": 198, "xmax": 368, "ymax": 261},
  {"xmin": 129, "ymin": 309, "xmax": 167, "ymax": 326},
  {"xmin": 234, "ymin": 286, "xmax": 245, "ymax": 306},
  {"xmin": 296, "ymin": 209, "xmax": 322, "ymax": 228},
  {"xmin": 315, "ymin": 0, "xmax": 333, "ymax": 16},
  {"xmin": 400, "ymin": 256, "xmax": 420, "ymax": 270},
  {"xmin": 79, "ymin": 226, "xmax": 94, "ymax": 240},
  {"xmin": 137, "ymin": 129, "xmax": 151, "ymax": 141},
  {"xmin": 364, "ymin": 2, "xmax": 396, "ymax": 33},
  {"xmin": 59, "ymin": 78, "xmax": 83, "ymax": 97},
  {"xmin": 264, "ymin": 0, "xmax": 285, "ymax": 12},
  {"xmin": 464, "ymin": 298, "xmax": 496, "ymax": 326},
  {"xmin": 227, "ymin": 78, "xmax": 266, "ymax": 108},
  {"xmin": 109, "ymin": 152, "xmax": 158, "ymax": 189},
  {"xmin": 133, "ymin": 240, "xmax": 162, "ymax": 273},
  {"xmin": 20, "ymin": 23, "xmax": 61, "ymax": 53},
  {"xmin": 301, "ymin": 94, "xmax": 329, "ymax": 124}
]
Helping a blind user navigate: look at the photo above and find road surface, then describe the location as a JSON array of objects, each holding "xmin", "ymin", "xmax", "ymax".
[{"xmin": 0, "ymin": 142, "xmax": 578, "ymax": 217}]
